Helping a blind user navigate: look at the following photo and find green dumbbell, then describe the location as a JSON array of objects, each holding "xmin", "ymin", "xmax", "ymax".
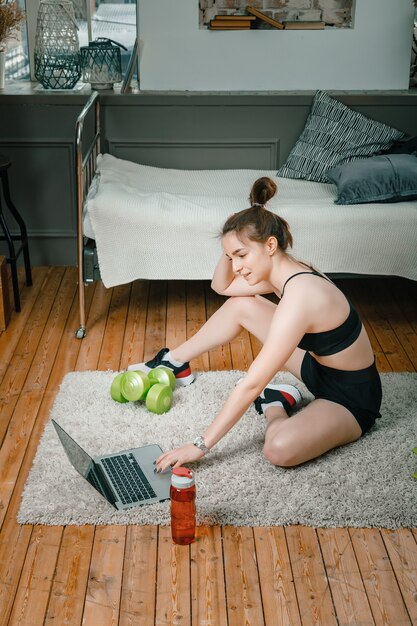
[
  {"xmin": 146, "ymin": 383, "xmax": 173, "ymax": 414},
  {"xmin": 120, "ymin": 371, "xmax": 151, "ymax": 402},
  {"xmin": 148, "ymin": 366, "xmax": 176, "ymax": 391},
  {"xmin": 110, "ymin": 372, "xmax": 130, "ymax": 403}
]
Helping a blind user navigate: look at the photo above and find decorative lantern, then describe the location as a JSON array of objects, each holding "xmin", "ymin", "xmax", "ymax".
[
  {"xmin": 34, "ymin": 0, "xmax": 81, "ymax": 89},
  {"xmin": 80, "ymin": 38, "xmax": 127, "ymax": 90}
]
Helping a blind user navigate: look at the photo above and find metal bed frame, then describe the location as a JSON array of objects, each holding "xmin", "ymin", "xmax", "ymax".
[{"xmin": 75, "ymin": 91, "xmax": 101, "ymax": 339}]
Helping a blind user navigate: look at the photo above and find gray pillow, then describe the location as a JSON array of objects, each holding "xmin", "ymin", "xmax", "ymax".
[
  {"xmin": 277, "ymin": 90, "xmax": 405, "ymax": 183},
  {"xmin": 326, "ymin": 154, "xmax": 417, "ymax": 205}
]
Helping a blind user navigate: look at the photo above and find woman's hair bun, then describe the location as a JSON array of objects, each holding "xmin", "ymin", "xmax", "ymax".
[
  {"xmin": 220, "ymin": 175, "xmax": 293, "ymax": 251},
  {"xmin": 249, "ymin": 177, "xmax": 277, "ymax": 208}
]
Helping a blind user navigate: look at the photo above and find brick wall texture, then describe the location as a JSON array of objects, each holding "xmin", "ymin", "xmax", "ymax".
[{"xmin": 200, "ymin": 0, "xmax": 353, "ymax": 28}]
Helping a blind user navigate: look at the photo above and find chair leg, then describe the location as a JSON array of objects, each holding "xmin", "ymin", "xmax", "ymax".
[
  {"xmin": 9, "ymin": 259, "xmax": 21, "ymax": 313},
  {"xmin": 0, "ymin": 210, "xmax": 21, "ymax": 312},
  {"xmin": 0, "ymin": 170, "xmax": 32, "ymax": 286},
  {"xmin": 22, "ymin": 244, "xmax": 32, "ymax": 286}
]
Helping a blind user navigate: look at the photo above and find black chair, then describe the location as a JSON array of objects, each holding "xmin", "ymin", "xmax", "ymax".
[{"xmin": 0, "ymin": 155, "xmax": 32, "ymax": 312}]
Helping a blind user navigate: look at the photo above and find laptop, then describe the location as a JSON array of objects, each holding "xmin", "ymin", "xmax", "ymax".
[{"xmin": 52, "ymin": 419, "xmax": 171, "ymax": 510}]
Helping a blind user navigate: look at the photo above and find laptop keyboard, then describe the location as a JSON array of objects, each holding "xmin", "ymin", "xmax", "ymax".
[{"xmin": 101, "ymin": 453, "xmax": 157, "ymax": 504}]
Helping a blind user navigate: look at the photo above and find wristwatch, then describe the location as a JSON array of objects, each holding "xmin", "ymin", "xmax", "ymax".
[{"xmin": 193, "ymin": 436, "xmax": 211, "ymax": 455}]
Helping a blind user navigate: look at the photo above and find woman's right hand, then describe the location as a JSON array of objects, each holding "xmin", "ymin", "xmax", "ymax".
[{"xmin": 210, "ymin": 252, "xmax": 236, "ymax": 295}]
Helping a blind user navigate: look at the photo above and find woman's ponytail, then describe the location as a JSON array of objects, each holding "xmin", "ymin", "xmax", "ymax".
[
  {"xmin": 221, "ymin": 177, "xmax": 293, "ymax": 252},
  {"xmin": 249, "ymin": 177, "xmax": 277, "ymax": 208}
]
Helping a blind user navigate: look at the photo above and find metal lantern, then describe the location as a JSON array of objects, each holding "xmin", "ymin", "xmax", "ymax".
[
  {"xmin": 80, "ymin": 38, "xmax": 127, "ymax": 90},
  {"xmin": 34, "ymin": 0, "xmax": 81, "ymax": 89}
]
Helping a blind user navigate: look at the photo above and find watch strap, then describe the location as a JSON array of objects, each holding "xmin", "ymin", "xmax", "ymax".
[{"xmin": 193, "ymin": 436, "xmax": 210, "ymax": 455}]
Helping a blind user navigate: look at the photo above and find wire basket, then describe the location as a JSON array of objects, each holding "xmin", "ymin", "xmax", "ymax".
[
  {"xmin": 34, "ymin": 0, "xmax": 81, "ymax": 89},
  {"xmin": 80, "ymin": 38, "xmax": 127, "ymax": 90}
]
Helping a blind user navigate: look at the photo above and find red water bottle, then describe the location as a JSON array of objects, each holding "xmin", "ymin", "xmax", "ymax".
[{"xmin": 170, "ymin": 467, "xmax": 196, "ymax": 545}]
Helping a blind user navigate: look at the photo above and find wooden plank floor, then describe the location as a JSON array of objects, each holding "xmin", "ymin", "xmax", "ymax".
[{"xmin": 0, "ymin": 268, "xmax": 417, "ymax": 626}]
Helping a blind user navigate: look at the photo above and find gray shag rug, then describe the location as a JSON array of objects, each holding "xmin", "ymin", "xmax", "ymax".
[{"xmin": 18, "ymin": 370, "xmax": 417, "ymax": 529}]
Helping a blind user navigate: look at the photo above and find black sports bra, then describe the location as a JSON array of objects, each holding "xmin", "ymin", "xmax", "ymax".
[{"xmin": 281, "ymin": 269, "xmax": 362, "ymax": 357}]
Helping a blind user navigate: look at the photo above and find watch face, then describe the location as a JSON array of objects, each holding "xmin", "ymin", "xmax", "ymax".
[{"xmin": 194, "ymin": 437, "xmax": 209, "ymax": 453}]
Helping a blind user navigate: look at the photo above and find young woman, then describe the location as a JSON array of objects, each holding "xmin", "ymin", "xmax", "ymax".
[{"xmin": 128, "ymin": 177, "xmax": 382, "ymax": 473}]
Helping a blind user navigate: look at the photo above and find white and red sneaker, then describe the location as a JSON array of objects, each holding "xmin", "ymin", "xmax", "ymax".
[
  {"xmin": 127, "ymin": 348, "xmax": 195, "ymax": 387},
  {"xmin": 254, "ymin": 383, "xmax": 302, "ymax": 416}
]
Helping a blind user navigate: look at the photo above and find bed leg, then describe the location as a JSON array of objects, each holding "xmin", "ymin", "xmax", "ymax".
[
  {"xmin": 75, "ymin": 91, "xmax": 100, "ymax": 340},
  {"xmin": 76, "ymin": 267, "xmax": 87, "ymax": 339},
  {"xmin": 76, "ymin": 325, "xmax": 86, "ymax": 340}
]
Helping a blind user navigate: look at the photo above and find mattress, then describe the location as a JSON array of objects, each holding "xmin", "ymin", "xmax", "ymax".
[{"xmin": 85, "ymin": 153, "xmax": 417, "ymax": 288}]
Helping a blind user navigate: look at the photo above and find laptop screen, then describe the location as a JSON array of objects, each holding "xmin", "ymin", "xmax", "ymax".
[{"xmin": 52, "ymin": 419, "xmax": 93, "ymax": 478}]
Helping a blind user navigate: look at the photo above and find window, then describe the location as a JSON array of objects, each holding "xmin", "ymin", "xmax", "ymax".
[
  {"xmin": 8, "ymin": 0, "xmax": 136, "ymax": 83},
  {"xmin": 77, "ymin": 0, "xmax": 136, "ymax": 61},
  {"xmin": 5, "ymin": 0, "xmax": 29, "ymax": 80}
]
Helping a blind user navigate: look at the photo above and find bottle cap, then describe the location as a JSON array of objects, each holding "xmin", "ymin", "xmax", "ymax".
[{"xmin": 171, "ymin": 467, "xmax": 195, "ymax": 489}]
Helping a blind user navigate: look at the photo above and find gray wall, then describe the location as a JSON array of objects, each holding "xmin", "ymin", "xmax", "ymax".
[
  {"xmin": 139, "ymin": 1, "xmax": 415, "ymax": 90},
  {"xmin": 1, "ymin": 90, "xmax": 417, "ymax": 266}
]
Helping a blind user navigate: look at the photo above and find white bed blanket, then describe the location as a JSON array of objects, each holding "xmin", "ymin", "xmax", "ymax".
[{"xmin": 85, "ymin": 154, "xmax": 417, "ymax": 287}]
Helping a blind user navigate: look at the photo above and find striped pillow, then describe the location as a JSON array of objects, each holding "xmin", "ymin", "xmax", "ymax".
[{"xmin": 277, "ymin": 90, "xmax": 405, "ymax": 183}]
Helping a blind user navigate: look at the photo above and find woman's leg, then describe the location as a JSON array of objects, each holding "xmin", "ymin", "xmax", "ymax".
[
  {"xmin": 130, "ymin": 294, "xmax": 306, "ymax": 388},
  {"xmin": 262, "ymin": 398, "xmax": 362, "ymax": 467},
  {"xmin": 172, "ymin": 294, "xmax": 307, "ymax": 380},
  {"xmin": 171, "ymin": 295, "xmax": 277, "ymax": 363}
]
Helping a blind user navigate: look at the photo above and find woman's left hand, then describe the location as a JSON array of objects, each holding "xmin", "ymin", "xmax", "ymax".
[{"xmin": 155, "ymin": 443, "xmax": 205, "ymax": 473}]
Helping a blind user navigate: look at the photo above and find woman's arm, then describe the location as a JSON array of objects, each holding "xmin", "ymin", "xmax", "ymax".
[
  {"xmin": 155, "ymin": 371, "xmax": 265, "ymax": 472},
  {"xmin": 203, "ymin": 300, "xmax": 307, "ymax": 448},
  {"xmin": 210, "ymin": 251, "xmax": 234, "ymax": 293},
  {"xmin": 211, "ymin": 252, "xmax": 273, "ymax": 297},
  {"xmin": 155, "ymin": 294, "xmax": 309, "ymax": 471}
]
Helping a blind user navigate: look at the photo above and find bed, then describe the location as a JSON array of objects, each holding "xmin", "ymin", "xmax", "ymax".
[{"xmin": 75, "ymin": 92, "xmax": 417, "ymax": 339}]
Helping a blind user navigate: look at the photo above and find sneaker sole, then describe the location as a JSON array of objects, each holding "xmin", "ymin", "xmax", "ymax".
[
  {"xmin": 175, "ymin": 372, "xmax": 196, "ymax": 387},
  {"xmin": 263, "ymin": 383, "xmax": 302, "ymax": 408}
]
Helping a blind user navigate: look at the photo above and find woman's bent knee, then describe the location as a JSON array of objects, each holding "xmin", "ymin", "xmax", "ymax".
[
  {"xmin": 222, "ymin": 295, "xmax": 264, "ymax": 322},
  {"xmin": 263, "ymin": 441, "xmax": 299, "ymax": 468},
  {"xmin": 223, "ymin": 295, "xmax": 257, "ymax": 310},
  {"xmin": 219, "ymin": 295, "xmax": 275, "ymax": 344}
]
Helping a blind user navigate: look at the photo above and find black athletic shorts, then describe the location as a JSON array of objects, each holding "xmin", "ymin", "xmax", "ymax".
[{"xmin": 300, "ymin": 352, "xmax": 382, "ymax": 435}]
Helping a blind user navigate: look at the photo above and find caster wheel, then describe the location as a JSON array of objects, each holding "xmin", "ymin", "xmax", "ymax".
[{"xmin": 75, "ymin": 327, "xmax": 86, "ymax": 339}]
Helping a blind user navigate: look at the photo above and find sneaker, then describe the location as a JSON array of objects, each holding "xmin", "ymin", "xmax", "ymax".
[
  {"xmin": 127, "ymin": 348, "xmax": 195, "ymax": 387},
  {"xmin": 254, "ymin": 383, "xmax": 302, "ymax": 416}
]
